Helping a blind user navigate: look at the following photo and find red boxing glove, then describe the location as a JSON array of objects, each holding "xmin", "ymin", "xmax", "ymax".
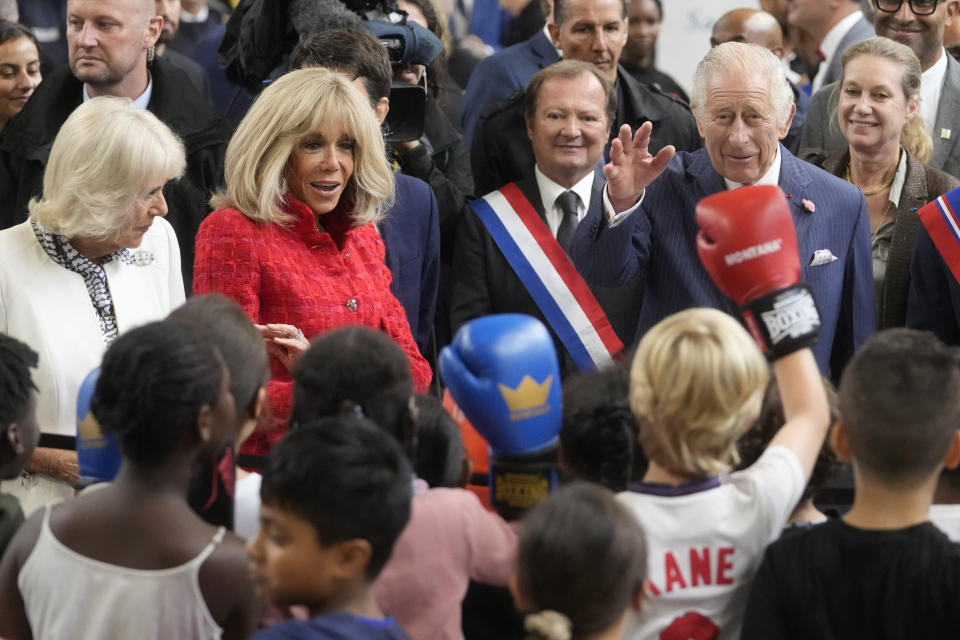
[{"xmin": 695, "ymin": 185, "xmax": 821, "ymax": 359}]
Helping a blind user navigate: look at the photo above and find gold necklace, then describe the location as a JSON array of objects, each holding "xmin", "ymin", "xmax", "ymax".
[{"xmin": 846, "ymin": 165, "xmax": 895, "ymax": 196}]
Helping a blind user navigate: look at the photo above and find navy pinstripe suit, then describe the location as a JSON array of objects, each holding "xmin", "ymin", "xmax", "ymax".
[{"xmin": 572, "ymin": 146, "xmax": 876, "ymax": 378}]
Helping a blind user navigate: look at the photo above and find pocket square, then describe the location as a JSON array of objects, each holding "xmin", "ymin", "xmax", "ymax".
[{"xmin": 810, "ymin": 249, "xmax": 837, "ymax": 267}]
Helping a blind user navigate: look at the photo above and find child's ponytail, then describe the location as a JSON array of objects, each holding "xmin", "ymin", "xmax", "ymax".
[{"xmin": 524, "ymin": 610, "xmax": 572, "ymax": 640}]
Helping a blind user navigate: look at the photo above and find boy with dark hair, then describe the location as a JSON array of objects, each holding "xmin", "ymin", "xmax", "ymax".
[
  {"xmin": 742, "ymin": 329, "xmax": 960, "ymax": 638},
  {"xmin": 0, "ymin": 334, "xmax": 40, "ymax": 554},
  {"xmin": 291, "ymin": 325, "xmax": 517, "ymax": 640},
  {"xmin": 248, "ymin": 416, "xmax": 414, "ymax": 639}
]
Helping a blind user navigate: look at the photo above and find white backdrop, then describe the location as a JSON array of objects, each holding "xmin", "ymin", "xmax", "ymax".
[{"xmin": 656, "ymin": 0, "xmax": 762, "ymax": 96}]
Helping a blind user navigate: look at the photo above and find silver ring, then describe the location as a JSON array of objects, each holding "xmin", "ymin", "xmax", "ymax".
[{"xmin": 294, "ymin": 328, "xmax": 305, "ymax": 341}]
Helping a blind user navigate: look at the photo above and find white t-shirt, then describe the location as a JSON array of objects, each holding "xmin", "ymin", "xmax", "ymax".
[
  {"xmin": 233, "ymin": 471, "xmax": 263, "ymax": 540},
  {"xmin": 930, "ymin": 504, "xmax": 960, "ymax": 543},
  {"xmin": 617, "ymin": 445, "xmax": 805, "ymax": 640}
]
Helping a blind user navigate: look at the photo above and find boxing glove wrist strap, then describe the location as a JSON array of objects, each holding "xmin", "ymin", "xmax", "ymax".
[
  {"xmin": 740, "ymin": 283, "xmax": 822, "ymax": 360},
  {"xmin": 487, "ymin": 448, "xmax": 559, "ymax": 521}
]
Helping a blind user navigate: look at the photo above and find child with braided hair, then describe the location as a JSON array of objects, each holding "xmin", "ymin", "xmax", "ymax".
[
  {"xmin": 511, "ymin": 482, "xmax": 648, "ymax": 640},
  {"xmin": 559, "ymin": 364, "xmax": 644, "ymax": 492},
  {"xmin": 0, "ymin": 334, "xmax": 40, "ymax": 555}
]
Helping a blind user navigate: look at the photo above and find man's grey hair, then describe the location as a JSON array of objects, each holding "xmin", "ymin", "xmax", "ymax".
[
  {"xmin": 690, "ymin": 42, "xmax": 794, "ymax": 127},
  {"xmin": 0, "ymin": 0, "xmax": 18, "ymax": 22}
]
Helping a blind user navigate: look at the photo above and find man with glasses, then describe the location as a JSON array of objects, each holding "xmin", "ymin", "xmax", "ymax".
[{"xmin": 800, "ymin": 0, "xmax": 960, "ymax": 178}]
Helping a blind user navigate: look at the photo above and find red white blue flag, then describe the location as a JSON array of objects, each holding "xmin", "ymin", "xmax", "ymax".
[
  {"xmin": 919, "ymin": 186, "xmax": 960, "ymax": 285},
  {"xmin": 470, "ymin": 183, "xmax": 623, "ymax": 372}
]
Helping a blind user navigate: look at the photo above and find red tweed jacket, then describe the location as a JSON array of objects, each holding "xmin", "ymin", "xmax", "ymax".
[{"xmin": 194, "ymin": 197, "xmax": 432, "ymax": 456}]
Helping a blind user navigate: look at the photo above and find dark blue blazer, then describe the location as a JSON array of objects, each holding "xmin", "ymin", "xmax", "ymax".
[
  {"xmin": 572, "ymin": 146, "xmax": 875, "ymax": 378},
  {"xmin": 461, "ymin": 30, "xmax": 559, "ymax": 146},
  {"xmin": 906, "ymin": 224, "xmax": 960, "ymax": 344},
  {"xmin": 783, "ymin": 82, "xmax": 809, "ymax": 154},
  {"xmin": 381, "ymin": 173, "xmax": 441, "ymax": 354}
]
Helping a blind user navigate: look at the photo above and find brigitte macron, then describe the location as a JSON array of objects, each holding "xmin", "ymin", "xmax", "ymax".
[
  {"xmin": 193, "ymin": 67, "xmax": 432, "ymax": 457},
  {"xmin": 0, "ymin": 96, "xmax": 186, "ymax": 511}
]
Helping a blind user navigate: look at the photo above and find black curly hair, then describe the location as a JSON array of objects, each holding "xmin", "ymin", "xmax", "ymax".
[
  {"xmin": 291, "ymin": 325, "xmax": 416, "ymax": 458},
  {"xmin": 0, "ymin": 334, "xmax": 38, "ymax": 464},
  {"xmin": 559, "ymin": 364, "xmax": 644, "ymax": 492},
  {"xmin": 91, "ymin": 321, "xmax": 226, "ymax": 467},
  {"xmin": 412, "ymin": 393, "xmax": 464, "ymax": 488},
  {"xmin": 736, "ymin": 377, "xmax": 842, "ymax": 503}
]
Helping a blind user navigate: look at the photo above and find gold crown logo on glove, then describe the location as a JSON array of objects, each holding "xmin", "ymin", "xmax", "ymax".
[
  {"xmin": 77, "ymin": 413, "xmax": 109, "ymax": 450},
  {"xmin": 497, "ymin": 375, "xmax": 553, "ymax": 421}
]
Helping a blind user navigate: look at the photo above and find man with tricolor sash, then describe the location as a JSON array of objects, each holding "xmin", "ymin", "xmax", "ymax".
[
  {"xmin": 908, "ymin": 185, "xmax": 960, "ymax": 342},
  {"xmin": 449, "ymin": 60, "xmax": 672, "ymax": 376}
]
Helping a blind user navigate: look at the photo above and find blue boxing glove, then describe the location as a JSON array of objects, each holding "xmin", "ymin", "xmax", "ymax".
[
  {"xmin": 439, "ymin": 314, "xmax": 562, "ymax": 519},
  {"xmin": 75, "ymin": 367, "xmax": 121, "ymax": 489}
]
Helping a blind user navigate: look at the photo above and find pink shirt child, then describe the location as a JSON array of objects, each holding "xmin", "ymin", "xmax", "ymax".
[{"xmin": 375, "ymin": 479, "xmax": 518, "ymax": 640}]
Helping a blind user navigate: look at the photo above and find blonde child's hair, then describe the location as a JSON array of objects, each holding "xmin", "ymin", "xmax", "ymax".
[{"xmin": 629, "ymin": 308, "xmax": 769, "ymax": 477}]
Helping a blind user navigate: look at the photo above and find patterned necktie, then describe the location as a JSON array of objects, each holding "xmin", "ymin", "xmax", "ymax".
[{"xmin": 555, "ymin": 190, "xmax": 580, "ymax": 251}]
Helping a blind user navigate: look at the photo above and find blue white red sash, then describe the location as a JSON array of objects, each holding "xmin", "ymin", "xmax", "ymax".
[
  {"xmin": 470, "ymin": 183, "xmax": 624, "ymax": 372},
  {"xmin": 919, "ymin": 186, "xmax": 960, "ymax": 285}
]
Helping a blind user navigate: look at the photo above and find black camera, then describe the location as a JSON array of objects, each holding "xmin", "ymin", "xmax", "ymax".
[
  {"xmin": 366, "ymin": 20, "xmax": 442, "ymax": 66},
  {"xmin": 365, "ymin": 21, "xmax": 442, "ymax": 143},
  {"xmin": 222, "ymin": 0, "xmax": 443, "ymax": 143}
]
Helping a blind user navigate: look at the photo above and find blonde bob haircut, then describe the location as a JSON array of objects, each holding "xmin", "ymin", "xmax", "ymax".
[
  {"xmin": 212, "ymin": 67, "xmax": 395, "ymax": 227},
  {"xmin": 629, "ymin": 308, "xmax": 769, "ymax": 477},
  {"xmin": 28, "ymin": 96, "xmax": 186, "ymax": 240}
]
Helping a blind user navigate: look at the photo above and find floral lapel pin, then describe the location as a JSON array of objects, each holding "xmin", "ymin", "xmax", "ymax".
[{"xmin": 784, "ymin": 193, "xmax": 816, "ymax": 214}]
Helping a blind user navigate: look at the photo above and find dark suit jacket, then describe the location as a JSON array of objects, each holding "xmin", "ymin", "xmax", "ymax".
[
  {"xmin": 819, "ymin": 15, "xmax": 874, "ymax": 89},
  {"xmin": 800, "ymin": 54, "xmax": 960, "ymax": 178},
  {"xmin": 571, "ymin": 146, "xmax": 875, "ymax": 379},
  {"xmin": 392, "ymin": 96, "xmax": 474, "ymax": 266},
  {"xmin": 461, "ymin": 30, "xmax": 559, "ymax": 145},
  {"xmin": 783, "ymin": 82, "xmax": 810, "ymax": 155},
  {"xmin": 808, "ymin": 148, "xmax": 960, "ymax": 328},
  {"xmin": 622, "ymin": 62, "xmax": 689, "ymax": 103},
  {"xmin": 449, "ymin": 173, "xmax": 643, "ymax": 377},
  {"xmin": 193, "ymin": 22, "xmax": 256, "ymax": 126},
  {"xmin": 168, "ymin": 5, "xmax": 228, "ymax": 56},
  {"xmin": 470, "ymin": 65, "xmax": 702, "ymax": 196},
  {"xmin": 381, "ymin": 173, "xmax": 441, "ymax": 354},
  {"xmin": 161, "ymin": 49, "xmax": 213, "ymax": 105},
  {"xmin": 907, "ymin": 223, "xmax": 960, "ymax": 344}
]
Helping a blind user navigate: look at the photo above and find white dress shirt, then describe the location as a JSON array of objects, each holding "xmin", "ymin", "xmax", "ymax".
[
  {"xmin": 535, "ymin": 166, "xmax": 594, "ymax": 236},
  {"xmin": 82, "ymin": 75, "xmax": 153, "ymax": 110},
  {"xmin": 812, "ymin": 10, "xmax": 865, "ymax": 93},
  {"xmin": 723, "ymin": 145, "xmax": 783, "ymax": 190},
  {"xmin": 180, "ymin": 5, "xmax": 210, "ymax": 22},
  {"xmin": 534, "ymin": 166, "xmax": 642, "ymax": 233},
  {"xmin": 920, "ymin": 49, "xmax": 948, "ymax": 137}
]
